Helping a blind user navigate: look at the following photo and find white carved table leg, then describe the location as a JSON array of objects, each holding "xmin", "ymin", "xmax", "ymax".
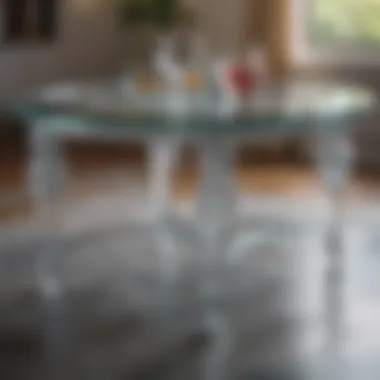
[
  {"xmin": 147, "ymin": 138, "xmax": 179, "ymax": 219},
  {"xmin": 146, "ymin": 138, "xmax": 183, "ymax": 318},
  {"xmin": 195, "ymin": 137, "xmax": 239, "ymax": 380},
  {"xmin": 315, "ymin": 127, "xmax": 354, "ymax": 375},
  {"xmin": 29, "ymin": 125, "xmax": 67, "ymax": 295},
  {"xmin": 196, "ymin": 137, "xmax": 238, "ymax": 298},
  {"xmin": 29, "ymin": 122, "xmax": 69, "ymax": 379}
]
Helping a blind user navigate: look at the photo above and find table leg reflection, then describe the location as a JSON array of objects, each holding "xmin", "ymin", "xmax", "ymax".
[
  {"xmin": 316, "ymin": 128, "xmax": 354, "ymax": 376},
  {"xmin": 200, "ymin": 309, "xmax": 235, "ymax": 380}
]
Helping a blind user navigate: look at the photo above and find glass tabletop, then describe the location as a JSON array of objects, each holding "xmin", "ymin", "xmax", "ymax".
[{"xmin": 12, "ymin": 80, "xmax": 376, "ymax": 138}]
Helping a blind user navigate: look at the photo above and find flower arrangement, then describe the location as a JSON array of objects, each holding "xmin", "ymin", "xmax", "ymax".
[{"xmin": 119, "ymin": 0, "xmax": 194, "ymax": 31}]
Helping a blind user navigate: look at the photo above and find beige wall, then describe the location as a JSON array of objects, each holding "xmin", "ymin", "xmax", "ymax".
[
  {"xmin": 198, "ymin": 0, "xmax": 245, "ymax": 52},
  {"xmin": 0, "ymin": 0, "xmax": 249, "ymax": 104},
  {"xmin": 194, "ymin": 0, "xmax": 291, "ymax": 75},
  {"xmin": 0, "ymin": 0, "xmax": 130, "ymax": 104}
]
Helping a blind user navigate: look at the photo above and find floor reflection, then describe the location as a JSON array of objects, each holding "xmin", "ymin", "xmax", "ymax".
[{"xmin": 0, "ymin": 218, "xmax": 379, "ymax": 379}]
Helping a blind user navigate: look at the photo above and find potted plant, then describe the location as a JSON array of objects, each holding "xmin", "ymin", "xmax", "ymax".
[
  {"xmin": 119, "ymin": 0, "xmax": 201, "ymax": 71},
  {"xmin": 120, "ymin": 0, "xmax": 186, "ymax": 31}
]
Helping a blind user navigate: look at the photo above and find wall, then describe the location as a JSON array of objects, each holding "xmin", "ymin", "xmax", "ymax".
[
  {"xmin": 0, "ymin": 0, "xmax": 130, "ymax": 104},
  {"xmin": 0, "ymin": 0, "xmax": 248, "ymax": 105},
  {"xmin": 246, "ymin": 0, "xmax": 291, "ymax": 77},
  {"xmin": 196, "ymin": 0, "xmax": 244, "ymax": 53}
]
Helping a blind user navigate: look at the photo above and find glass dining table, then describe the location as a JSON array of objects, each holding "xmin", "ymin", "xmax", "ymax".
[{"xmin": 11, "ymin": 80, "xmax": 376, "ymax": 379}]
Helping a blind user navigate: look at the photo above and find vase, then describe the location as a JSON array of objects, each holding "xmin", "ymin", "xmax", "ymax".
[
  {"xmin": 213, "ymin": 47, "xmax": 269, "ymax": 115},
  {"xmin": 153, "ymin": 30, "xmax": 208, "ymax": 113}
]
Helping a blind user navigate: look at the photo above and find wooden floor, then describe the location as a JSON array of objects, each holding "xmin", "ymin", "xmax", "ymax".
[{"xmin": 1, "ymin": 143, "xmax": 380, "ymax": 223}]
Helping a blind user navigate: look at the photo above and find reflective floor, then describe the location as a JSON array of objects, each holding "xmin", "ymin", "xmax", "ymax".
[{"xmin": 0, "ymin": 207, "xmax": 379, "ymax": 379}]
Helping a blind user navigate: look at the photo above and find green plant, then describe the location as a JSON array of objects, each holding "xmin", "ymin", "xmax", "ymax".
[{"xmin": 119, "ymin": 0, "xmax": 191, "ymax": 31}]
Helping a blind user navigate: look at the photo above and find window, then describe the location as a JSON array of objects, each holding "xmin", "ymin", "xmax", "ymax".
[
  {"xmin": 312, "ymin": 0, "xmax": 380, "ymax": 45},
  {"xmin": 292, "ymin": 0, "xmax": 380, "ymax": 65},
  {"xmin": 2, "ymin": 0, "xmax": 57, "ymax": 45}
]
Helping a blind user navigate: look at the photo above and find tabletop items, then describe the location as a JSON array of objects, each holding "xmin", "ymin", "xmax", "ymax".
[
  {"xmin": 213, "ymin": 48, "xmax": 269, "ymax": 113},
  {"xmin": 36, "ymin": 46, "xmax": 271, "ymax": 116},
  {"xmin": 33, "ymin": 39, "xmax": 374, "ymax": 125},
  {"xmin": 123, "ymin": 44, "xmax": 270, "ymax": 113}
]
